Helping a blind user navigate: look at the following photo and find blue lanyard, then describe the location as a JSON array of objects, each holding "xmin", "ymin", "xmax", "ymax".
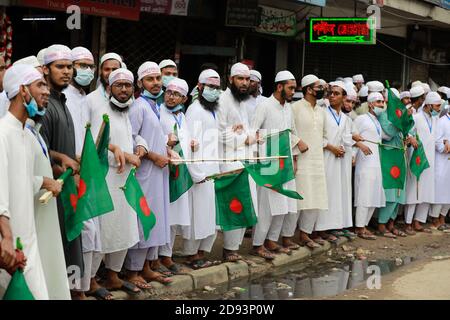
[
  {"xmin": 328, "ymin": 106, "xmax": 341, "ymax": 126},
  {"xmin": 141, "ymin": 95, "xmax": 160, "ymax": 120},
  {"xmin": 367, "ymin": 114, "xmax": 381, "ymax": 137},
  {"xmin": 422, "ymin": 112, "xmax": 432, "ymax": 133},
  {"xmin": 26, "ymin": 124, "xmax": 48, "ymax": 158},
  {"xmin": 211, "ymin": 110, "xmax": 216, "ymax": 119},
  {"xmin": 446, "ymin": 114, "xmax": 450, "ymax": 121}
]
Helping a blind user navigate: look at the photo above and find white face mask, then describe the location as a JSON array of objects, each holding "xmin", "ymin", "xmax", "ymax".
[{"xmin": 110, "ymin": 95, "xmax": 134, "ymax": 109}]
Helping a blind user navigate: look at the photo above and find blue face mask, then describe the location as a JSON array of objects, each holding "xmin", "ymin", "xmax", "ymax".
[
  {"xmin": 74, "ymin": 68, "xmax": 95, "ymax": 87},
  {"xmin": 162, "ymin": 75, "xmax": 176, "ymax": 88},
  {"xmin": 431, "ymin": 110, "xmax": 439, "ymax": 117},
  {"xmin": 373, "ymin": 106, "xmax": 384, "ymax": 117},
  {"xmin": 23, "ymin": 88, "xmax": 45, "ymax": 117},
  {"xmin": 202, "ymin": 86, "xmax": 221, "ymax": 102},
  {"xmin": 142, "ymin": 89, "xmax": 163, "ymax": 100},
  {"xmin": 166, "ymin": 104, "xmax": 184, "ymax": 113}
]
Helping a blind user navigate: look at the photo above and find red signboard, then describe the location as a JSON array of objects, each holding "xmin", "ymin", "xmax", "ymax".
[{"xmin": 19, "ymin": 0, "xmax": 141, "ymax": 21}]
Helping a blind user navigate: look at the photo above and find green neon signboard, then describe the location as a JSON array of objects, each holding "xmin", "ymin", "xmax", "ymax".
[{"xmin": 309, "ymin": 17, "xmax": 376, "ymax": 44}]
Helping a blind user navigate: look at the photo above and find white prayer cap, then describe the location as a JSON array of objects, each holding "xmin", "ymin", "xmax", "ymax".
[
  {"xmin": 43, "ymin": 44, "xmax": 72, "ymax": 65},
  {"xmin": 366, "ymin": 80, "xmax": 384, "ymax": 92},
  {"xmin": 121, "ymin": 62, "xmax": 127, "ymax": 70},
  {"xmin": 437, "ymin": 86, "xmax": 448, "ymax": 95},
  {"xmin": 71, "ymin": 46, "xmax": 94, "ymax": 62},
  {"xmin": 410, "ymin": 86, "xmax": 425, "ymax": 98},
  {"xmin": 198, "ymin": 69, "xmax": 220, "ymax": 86},
  {"xmin": 159, "ymin": 59, "xmax": 177, "ymax": 70},
  {"xmin": 301, "ymin": 74, "xmax": 319, "ymax": 87},
  {"xmin": 367, "ymin": 92, "xmax": 384, "ymax": 103},
  {"xmin": 411, "ymin": 80, "xmax": 422, "ymax": 88},
  {"xmin": 329, "ymin": 81, "xmax": 347, "ymax": 93},
  {"xmin": 108, "ymin": 68, "xmax": 134, "ymax": 85},
  {"xmin": 391, "ymin": 88, "xmax": 400, "ymax": 99},
  {"xmin": 400, "ymin": 91, "xmax": 411, "ymax": 99},
  {"xmin": 100, "ymin": 52, "xmax": 122, "ymax": 67},
  {"xmin": 352, "ymin": 74, "xmax": 364, "ymax": 83},
  {"xmin": 421, "ymin": 83, "xmax": 431, "ymax": 94},
  {"xmin": 358, "ymin": 85, "xmax": 369, "ymax": 97},
  {"xmin": 275, "ymin": 70, "xmax": 295, "ymax": 83},
  {"xmin": 319, "ymin": 79, "xmax": 327, "ymax": 86},
  {"xmin": 343, "ymin": 77, "xmax": 353, "ymax": 84},
  {"xmin": 336, "ymin": 77, "xmax": 344, "ymax": 82},
  {"xmin": 424, "ymin": 91, "xmax": 442, "ymax": 105},
  {"xmin": 36, "ymin": 48, "xmax": 46, "ymax": 66},
  {"xmin": 137, "ymin": 61, "xmax": 161, "ymax": 80},
  {"xmin": 167, "ymin": 78, "xmax": 189, "ymax": 97},
  {"xmin": 346, "ymin": 87, "xmax": 357, "ymax": 101},
  {"xmin": 230, "ymin": 62, "xmax": 250, "ymax": 77},
  {"xmin": 13, "ymin": 56, "xmax": 40, "ymax": 68},
  {"xmin": 250, "ymin": 70, "xmax": 262, "ymax": 82},
  {"xmin": 3, "ymin": 64, "xmax": 43, "ymax": 100}
]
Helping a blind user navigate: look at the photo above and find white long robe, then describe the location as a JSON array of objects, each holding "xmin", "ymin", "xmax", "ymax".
[
  {"xmin": 182, "ymin": 100, "xmax": 220, "ymax": 240},
  {"xmin": 245, "ymin": 94, "xmax": 267, "ymax": 125},
  {"xmin": 434, "ymin": 114, "xmax": 450, "ymax": 204},
  {"xmin": 63, "ymin": 84, "xmax": 88, "ymax": 156},
  {"xmin": 291, "ymin": 98, "xmax": 328, "ymax": 210},
  {"xmin": 251, "ymin": 95, "xmax": 299, "ymax": 216},
  {"xmin": 159, "ymin": 105, "xmax": 191, "ymax": 227},
  {"xmin": 26, "ymin": 120, "xmax": 71, "ymax": 300},
  {"xmin": 406, "ymin": 111, "xmax": 437, "ymax": 204},
  {"xmin": 353, "ymin": 113, "xmax": 386, "ymax": 208},
  {"xmin": 85, "ymin": 92, "xmax": 142, "ymax": 254},
  {"xmin": 0, "ymin": 112, "xmax": 48, "ymax": 300},
  {"xmin": 316, "ymin": 108, "xmax": 354, "ymax": 230},
  {"xmin": 0, "ymin": 91, "xmax": 9, "ymax": 118}
]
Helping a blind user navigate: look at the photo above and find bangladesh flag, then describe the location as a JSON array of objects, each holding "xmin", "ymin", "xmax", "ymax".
[
  {"xmin": 379, "ymin": 144, "xmax": 406, "ymax": 189},
  {"xmin": 169, "ymin": 124, "xmax": 193, "ymax": 203},
  {"xmin": 214, "ymin": 170, "xmax": 257, "ymax": 231},
  {"xmin": 3, "ymin": 238, "xmax": 34, "ymax": 300},
  {"xmin": 121, "ymin": 168, "xmax": 156, "ymax": 240},
  {"xmin": 242, "ymin": 129, "xmax": 302, "ymax": 200},
  {"xmin": 386, "ymin": 85, "xmax": 414, "ymax": 137},
  {"xmin": 59, "ymin": 168, "xmax": 84, "ymax": 241},
  {"xmin": 409, "ymin": 136, "xmax": 430, "ymax": 180},
  {"xmin": 96, "ymin": 114, "xmax": 110, "ymax": 177},
  {"xmin": 71, "ymin": 125, "xmax": 114, "ymax": 228}
]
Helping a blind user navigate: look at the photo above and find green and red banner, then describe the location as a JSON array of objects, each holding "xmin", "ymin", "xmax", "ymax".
[
  {"xmin": 386, "ymin": 83, "xmax": 414, "ymax": 137},
  {"xmin": 96, "ymin": 114, "xmax": 110, "ymax": 178},
  {"xmin": 122, "ymin": 168, "xmax": 156, "ymax": 240},
  {"xmin": 409, "ymin": 136, "xmax": 430, "ymax": 180},
  {"xmin": 379, "ymin": 144, "xmax": 406, "ymax": 190}
]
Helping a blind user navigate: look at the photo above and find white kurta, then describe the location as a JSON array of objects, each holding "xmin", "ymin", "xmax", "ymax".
[
  {"xmin": 405, "ymin": 111, "xmax": 437, "ymax": 204},
  {"xmin": 63, "ymin": 84, "xmax": 88, "ymax": 156},
  {"xmin": 316, "ymin": 108, "xmax": 354, "ymax": 230},
  {"xmin": 182, "ymin": 100, "xmax": 220, "ymax": 240},
  {"xmin": 291, "ymin": 98, "xmax": 328, "ymax": 210},
  {"xmin": 0, "ymin": 112, "xmax": 48, "ymax": 300},
  {"xmin": 251, "ymin": 95, "xmax": 299, "ymax": 216},
  {"xmin": 0, "ymin": 91, "xmax": 9, "ymax": 118},
  {"xmin": 26, "ymin": 120, "xmax": 71, "ymax": 300},
  {"xmin": 245, "ymin": 95, "xmax": 267, "ymax": 125},
  {"xmin": 434, "ymin": 114, "xmax": 450, "ymax": 204},
  {"xmin": 159, "ymin": 105, "xmax": 191, "ymax": 227},
  {"xmin": 86, "ymin": 92, "xmax": 140, "ymax": 254},
  {"xmin": 353, "ymin": 113, "xmax": 386, "ymax": 207}
]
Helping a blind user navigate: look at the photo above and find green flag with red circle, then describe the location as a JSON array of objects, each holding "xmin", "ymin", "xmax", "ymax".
[
  {"xmin": 59, "ymin": 168, "xmax": 84, "ymax": 241},
  {"xmin": 214, "ymin": 170, "xmax": 257, "ymax": 231},
  {"xmin": 379, "ymin": 144, "xmax": 406, "ymax": 190},
  {"xmin": 409, "ymin": 136, "xmax": 430, "ymax": 180},
  {"xmin": 121, "ymin": 168, "xmax": 156, "ymax": 240},
  {"xmin": 386, "ymin": 84, "xmax": 414, "ymax": 137}
]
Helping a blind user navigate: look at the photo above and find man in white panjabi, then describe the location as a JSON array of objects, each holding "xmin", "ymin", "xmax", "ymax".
[
  {"xmin": 88, "ymin": 69, "xmax": 144, "ymax": 295},
  {"xmin": 405, "ymin": 92, "xmax": 440, "ymax": 233},
  {"xmin": 216, "ymin": 62, "xmax": 259, "ymax": 262},
  {"xmin": 352, "ymin": 92, "xmax": 387, "ymax": 240},
  {"xmin": 352, "ymin": 74, "xmax": 364, "ymax": 92},
  {"xmin": 431, "ymin": 102, "xmax": 450, "ymax": 229},
  {"xmin": 0, "ymin": 64, "xmax": 63, "ymax": 299},
  {"xmin": 250, "ymin": 70, "xmax": 301, "ymax": 260},
  {"xmin": 157, "ymin": 77, "xmax": 193, "ymax": 274},
  {"xmin": 315, "ymin": 81, "xmax": 356, "ymax": 242},
  {"xmin": 355, "ymin": 81, "xmax": 384, "ymax": 116},
  {"xmin": 342, "ymin": 85, "xmax": 358, "ymax": 121},
  {"xmin": 291, "ymin": 74, "xmax": 328, "ymax": 249},
  {"xmin": 245, "ymin": 70, "xmax": 267, "ymax": 125},
  {"xmin": 408, "ymin": 86, "xmax": 425, "ymax": 115},
  {"xmin": 182, "ymin": 69, "xmax": 222, "ymax": 268}
]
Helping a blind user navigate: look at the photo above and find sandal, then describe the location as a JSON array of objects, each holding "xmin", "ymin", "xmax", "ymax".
[
  {"xmin": 375, "ymin": 230, "xmax": 397, "ymax": 239},
  {"xmin": 390, "ymin": 228, "xmax": 407, "ymax": 237},
  {"xmin": 86, "ymin": 287, "xmax": 114, "ymax": 300},
  {"xmin": 357, "ymin": 232, "xmax": 377, "ymax": 240},
  {"xmin": 312, "ymin": 237, "xmax": 326, "ymax": 245},
  {"xmin": 106, "ymin": 280, "xmax": 141, "ymax": 296},
  {"xmin": 128, "ymin": 278, "xmax": 152, "ymax": 290},
  {"xmin": 165, "ymin": 263, "xmax": 190, "ymax": 275},
  {"xmin": 415, "ymin": 227, "xmax": 432, "ymax": 233},
  {"xmin": 249, "ymin": 248, "xmax": 276, "ymax": 260},
  {"xmin": 267, "ymin": 245, "xmax": 292, "ymax": 255},
  {"xmin": 322, "ymin": 234, "xmax": 339, "ymax": 244},
  {"xmin": 145, "ymin": 274, "xmax": 173, "ymax": 285},
  {"xmin": 330, "ymin": 230, "xmax": 345, "ymax": 237},
  {"xmin": 404, "ymin": 228, "xmax": 416, "ymax": 236},
  {"xmin": 152, "ymin": 265, "xmax": 173, "ymax": 277},
  {"xmin": 185, "ymin": 259, "xmax": 213, "ymax": 270},
  {"xmin": 283, "ymin": 242, "xmax": 300, "ymax": 250},
  {"xmin": 223, "ymin": 251, "xmax": 243, "ymax": 262},
  {"xmin": 300, "ymin": 240, "xmax": 320, "ymax": 249}
]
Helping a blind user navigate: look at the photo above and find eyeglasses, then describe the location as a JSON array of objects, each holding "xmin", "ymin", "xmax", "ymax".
[
  {"xmin": 165, "ymin": 90, "xmax": 183, "ymax": 99},
  {"xmin": 112, "ymin": 82, "xmax": 133, "ymax": 90},
  {"xmin": 75, "ymin": 62, "xmax": 96, "ymax": 70},
  {"xmin": 312, "ymin": 85, "xmax": 324, "ymax": 90}
]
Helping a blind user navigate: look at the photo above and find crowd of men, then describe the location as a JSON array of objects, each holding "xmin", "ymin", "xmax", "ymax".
[{"xmin": 0, "ymin": 44, "xmax": 449, "ymax": 300}]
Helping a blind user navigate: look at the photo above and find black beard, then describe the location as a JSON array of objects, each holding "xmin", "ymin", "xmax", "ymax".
[
  {"xmin": 100, "ymin": 76, "xmax": 108, "ymax": 89},
  {"xmin": 281, "ymin": 89, "xmax": 292, "ymax": 103},
  {"xmin": 199, "ymin": 91, "xmax": 218, "ymax": 112},
  {"xmin": 230, "ymin": 83, "xmax": 249, "ymax": 102}
]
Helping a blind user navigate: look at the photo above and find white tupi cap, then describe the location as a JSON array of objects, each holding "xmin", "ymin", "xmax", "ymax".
[
  {"xmin": 410, "ymin": 86, "xmax": 425, "ymax": 98},
  {"xmin": 358, "ymin": 85, "xmax": 369, "ymax": 97},
  {"xmin": 71, "ymin": 46, "xmax": 94, "ymax": 62},
  {"xmin": 43, "ymin": 44, "xmax": 72, "ymax": 65},
  {"xmin": 275, "ymin": 70, "xmax": 295, "ymax": 83},
  {"xmin": 159, "ymin": 59, "xmax": 177, "ymax": 70},
  {"xmin": 230, "ymin": 62, "xmax": 250, "ymax": 77},
  {"xmin": 424, "ymin": 91, "xmax": 442, "ymax": 105},
  {"xmin": 301, "ymin": 74, "xmax": 319, "ymax": 87},
  {"xmin": 352, "ymin": 74, "xmax": 364, "ymax": 83},
  {"xmin": 250, "ymin": 70, "xmax": 262, "ymax": 82},
  {"xmin": 167, "ymin": 78, "xmax": 189, "ymax": 96},
  {"xmin": 400, "ymin": 91, "xmax": 411, "ymax": 99},
  {"xmin": 108, "ymin": 68, "xmax": 134, "ymax": 85},
  {"xmin": 13, "ymin": 56, "xmax": 40, "ymax": 68},
  {"xmin": 100, "ymin": 52, "xmax": 122, "ymax": 67},
  {"xmin": 366, "ymin": 80, "xmax": 384, "ymax": 92},
  {"xmin": 367, "ymin": 92, "xmax": 384, "ymax": 103},
  {"xmin": 198, "ymin": 69, "xmax": 221, "ymax": 86},
  {"xmin": 329, "ymin": 81, "xmax": 347, "ymax": 93},
  {"xmin": 391, "ymin": 88, "xmax": 400, "ymax": 99},
  {"xmin": 137, "ymin": 61, "xmax": 161, "ymax": 80},
  {"xmin": 3, "ymin": 64, "xmax": 43, "ymax": 100}
]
